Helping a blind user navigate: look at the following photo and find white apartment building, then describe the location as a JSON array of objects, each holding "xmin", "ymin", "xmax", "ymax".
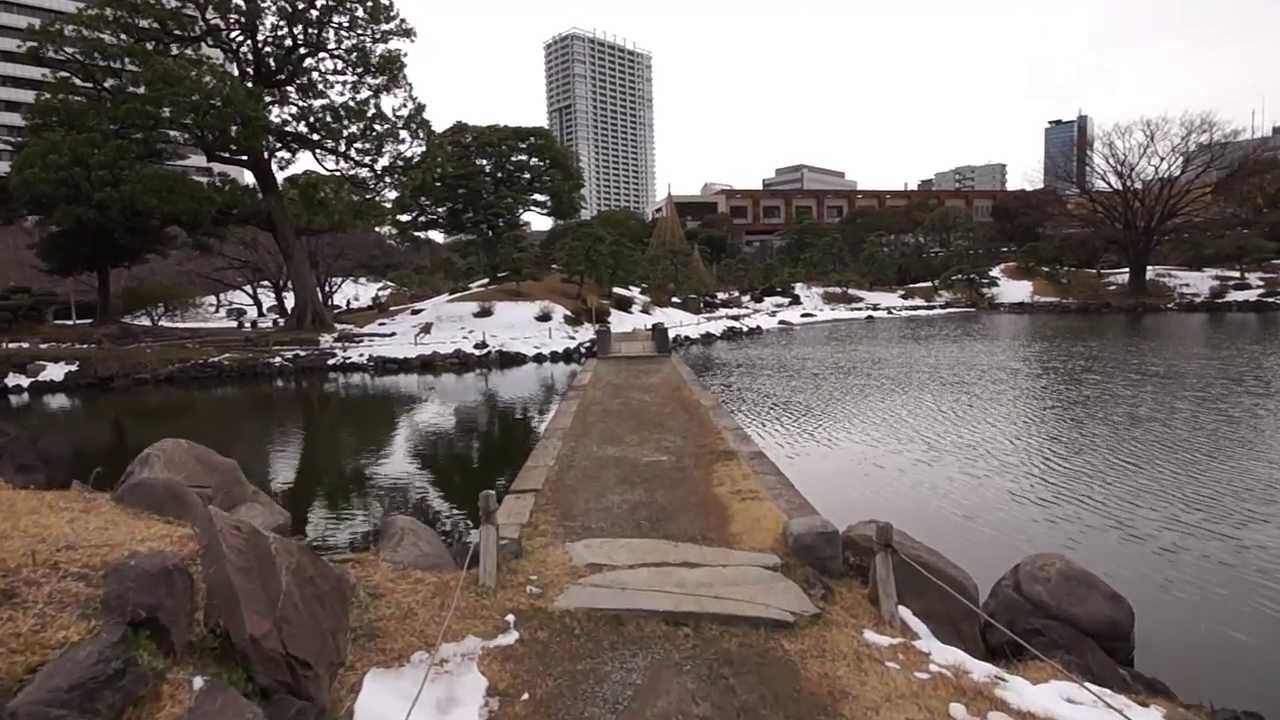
[
  {"xmin": 544, "ymin": 28, "xmax": 655, "ymax": 219},
  {"xmin": 932, "ymin": 163, "xmax": 1007, "ymax": 191},
  {"xmin": 0, "ymin": 0, "xmax": 241, "ymax": 179},
  {"xmin": 762, "ymin": 164, "xmax": 858, "ymax": 190}
]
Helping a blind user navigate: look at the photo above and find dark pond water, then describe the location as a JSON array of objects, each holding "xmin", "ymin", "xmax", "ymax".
[
  {"xmin": 3, "ymin": 366, "xmax": 576, "ymax": 554},
  {"xmin": 682, "ymin": 313, "xmax": 1280, "ymax": 716}
]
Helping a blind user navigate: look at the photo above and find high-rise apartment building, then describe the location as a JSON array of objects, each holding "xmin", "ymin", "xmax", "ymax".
[
  {"xmin": 544, "ymin": 28, "xmax": 655, "ymax": 219},
  {"xmin": 932, "ymin": 163, "xmax": 1007, "ymax": 191},
  {"xmin": 1043, "ymin": 114, "xmax": 1092, "ymax": 191},
  {"xmin": 0, "ymin": 0, "xmax": 240, "ymax": 179}
]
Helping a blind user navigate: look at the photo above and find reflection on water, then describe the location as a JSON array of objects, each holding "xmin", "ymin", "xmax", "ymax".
[
  {"xmin": 4, "ymin": 366, "xmax": 575, "ymax": 554},
  {"xmin": 683, "ymin": 313, "xmax": 1280, "ymax": 716}
]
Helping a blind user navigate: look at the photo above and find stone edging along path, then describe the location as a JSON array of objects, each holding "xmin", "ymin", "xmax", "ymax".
[{"xmin": 494, "ymin": 358, "xmax": 595, "ymax": 557}]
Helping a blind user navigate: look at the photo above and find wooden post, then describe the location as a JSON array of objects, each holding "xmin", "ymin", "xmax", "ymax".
[
  {"xmin": 478, "ymin": 490, "xmax": 498, "ymax": 589},
  {"xmin": 873, "ymin": 521, "xmax": 900, "ymax": 629}
]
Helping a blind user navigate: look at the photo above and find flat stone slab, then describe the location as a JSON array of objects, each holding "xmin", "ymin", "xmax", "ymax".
[
  {"xmin": 496, "ymin": 492, "xmax": 536, "ymax": 527},
  {"xmin": 555, "ymin": 566, "xmax": 819, "ymax": 623},
  {"xmin": 508, "ymin": 465, "xmax": 549, "ymax": 493},
  {"xmin": 554, "ymin": 585, "xmax": 795, "ymax": 624},
  {"xmin": 566, "ymin": 538, "xmax": 782, "ymax": 570},
  {"xmin": 524, "ymin": 438, "xmax": 562, "ymax": 468}
]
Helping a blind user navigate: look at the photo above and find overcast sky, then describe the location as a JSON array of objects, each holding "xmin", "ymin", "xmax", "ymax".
[{"xmin": 398, "ymin": 0, "xmax": 1280, "ymax": 194}]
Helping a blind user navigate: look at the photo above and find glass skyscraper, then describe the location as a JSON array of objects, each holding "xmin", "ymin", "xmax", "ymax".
[{"xmin": 1043, "ymin": 114, "xmax": 1092, "ymax": 191}]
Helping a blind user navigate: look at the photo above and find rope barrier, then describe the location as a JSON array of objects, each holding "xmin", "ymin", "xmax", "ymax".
[
  {"xmin": 401, "ymin": 540, "xmax": 478, "ymax": 720},
  {"xmin": 889, "ymin": 549, "xmax": 1138, "ymax": 720}
]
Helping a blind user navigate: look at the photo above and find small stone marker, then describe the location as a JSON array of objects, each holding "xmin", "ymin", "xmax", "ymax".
[
  {"xmin": 478, "ymin": 490, "xmax": 498, "ymax": 589},
  {"xmin": 566, "ymin": 538, "xmax": 781, "ymax": 570}
]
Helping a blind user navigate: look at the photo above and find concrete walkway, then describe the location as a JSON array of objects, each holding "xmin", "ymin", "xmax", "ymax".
[{"xmin": 542, "ymin": 355, "xmax": 738, "ymax": 545}]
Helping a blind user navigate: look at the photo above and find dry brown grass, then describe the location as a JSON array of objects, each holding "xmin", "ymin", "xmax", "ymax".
[
  {"xmin": 1000, "ymin": 264, "xmax": 1037, "ymax": 282},
  {"xmin": 452, "ymin": 273, "xmax": 608, "ymax": 311},
  {"xmin": 711, "ymin": 457, "xmax": 786, "ymax": 553},
  {"xmin": 0, "ymin": 485, "xmax": 197, "ymax": 699}
]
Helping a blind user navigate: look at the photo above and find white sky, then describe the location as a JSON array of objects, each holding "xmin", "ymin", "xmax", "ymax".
[{"xmin": 399, "ymin": 0, "xmax": 1280, "ymax": 195}]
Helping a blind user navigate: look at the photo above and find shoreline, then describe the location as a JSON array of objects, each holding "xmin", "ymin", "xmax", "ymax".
[{"xmin": 6, "ymin": 296, "xmax": 1280, "ymax": 398}]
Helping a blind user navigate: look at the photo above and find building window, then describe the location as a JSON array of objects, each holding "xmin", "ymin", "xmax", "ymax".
[
  {"xmin": 794, "ymin": 205, "xmax": 814, "ymax": 221},
  {"xmin": 826, "ymin": 205, "xmax": 844, "ymax": 220},
  {"xmin": 762, "ymin": 205, "xmax": 782, "ymax": 222},
  {"xmin": 729, "ymin": 205, "xmax": 749, "ymax": 221}
]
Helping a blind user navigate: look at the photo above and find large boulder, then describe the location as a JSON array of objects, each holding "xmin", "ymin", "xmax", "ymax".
[
  {"xmin": 0, "ymin": 421, "xmax": 71, "ymax": 490},
  {"xmin": 377, "ymin": 515, "xmax": 458, "ymax": 572},
  {"xmin": 200, "ymin": 508, "xmax": 353, "ymax": 716},
  {"xmin": 982, "ymin": 553, "xmax": 1135, "ymax": 667},
  {"xmin": 113, "ymin": 439, "xmax": 291, "ymax": 535},
  {"xmin": 101, "ymin": 551, "xmax": 194, "ymax": 656},
  {"xmin": 842, "ymin": 520, "xmax": 985, "ymax": 658},
  {"xmin": 112, "ymin": 475, "xmax": 214, "ymax": 536},
  {"xmin": 783, "ymin": 515, "xmax": 843, "ymax": 577},
  {"xmin": 4, "ymin": 623, "xmax": 155, "ymax": 720},
  {"xmin": 184, "ymin": 682, "xmax": 266, "ymax": 720}
]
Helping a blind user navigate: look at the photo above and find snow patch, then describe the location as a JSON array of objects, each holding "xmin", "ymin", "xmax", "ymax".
[
  {"xmin": 913, "ymin": 671, "xmax": 932, "ymax": 680},
  {"xmin": 896, "ymin": 606, "xmax": 1167, "ymax": 720},
  {"xmin": 191, "ymin": 675, "xmax": 207, "ymax": 692},
  {"xmin": 4, "ymin": 361, "xmax": 79, "ymax": 391},
  {"xmin": 884, "ymin": 661, "xmax": 902, "ymax": 670},
  {"xmin": 353, "ymin": 615, "xmax": 520, "ymax": 720},
  {"xmin": 862, "ymin": 629, "xmax": 907, "ymax": 647}
]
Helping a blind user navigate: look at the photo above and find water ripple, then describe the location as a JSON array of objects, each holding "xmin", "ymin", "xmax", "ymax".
[{"xmin": 685, "ymin": 313, "xmax": 1280, "ymax": 716}]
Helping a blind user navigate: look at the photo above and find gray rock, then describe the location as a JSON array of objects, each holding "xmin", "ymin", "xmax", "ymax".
[
  {"xmin": 112, "ymin": 475, "xmax": 213, "ymax": 536},
  {"xmin": 842, "ymin": 520, "xmax": 984, "ymax": 657},
  {"xmin": 557, "ymin": 565, "xmax": 820, "ymax": 623},
  {"xmin": 229, "ymin": 499, "xmax": 292, "ymax": 536},
  {"xmin": 982, "ymin": 553, "xmax": 1135, "ymax": 667},
  {"xmin": 114, "ymin": 439, "xmax": 290, "ymax": 535},
  {"xmin": 377, "ymin": 515, "xmax": 457, "ymax": 572},
  {"xmin": 101, "ymin": 551, "xmax": 194, "ymax": 656},
  {"xmin": 4, "ymin": 623, "xmax": 154, "ymax": 720},
  {"xmin": 1001, "ymin": 617, "xmax": 1177, "ymax": 700},
  {"xmin": 184, "ymin": 681, "xmax": 266, "ymax": 720},
  {"xmin": 200, "ymin": 508, "xmax": 353, "ymax": 717},
  {"xmin": 24, "ymin": 362, "xmax": 49, "ymax": 379},
  {"xmin": 784, "ymin": 515, "xmax": 843, "ymax": 577},
  {"xmin": 565, "ymin": 538, "xmax": 781, "ymax": 570}
]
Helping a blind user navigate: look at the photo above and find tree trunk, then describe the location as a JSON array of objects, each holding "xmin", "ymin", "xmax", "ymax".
[
  {"xmin": 271, "ymin": 283, "xmax": 289, "ymax": 318},
  {"xmin": 1127, "ymin": 256, "xmax": 1150, "ymax": 295},
  {"xmin": 245, "ymin": 283, "xmax": 266, "ymax": 318},
  {"xmin": 94, "ymin": 265, "xmax": 112, "ymax": 324},
  {"xmin": 250, "ymin": 159, "xmax": 333, "ymax": 332}
]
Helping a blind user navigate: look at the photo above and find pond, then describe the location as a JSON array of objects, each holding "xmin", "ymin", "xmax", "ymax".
[
  {"xmin": 682, "ymin": 312, "xmax": 1280, "ymax": 716},
  {"xmin": 3, "ymin": 365, "xmax": 576, "ymax": 554}
]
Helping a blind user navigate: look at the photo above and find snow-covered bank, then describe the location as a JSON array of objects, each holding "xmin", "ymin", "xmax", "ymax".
[
  {"xmin": 4, "ymin": 360, "xmax": 79, "ymax": 392},
  {"xmin": 987, "ymin": 263, "xmax": 1280, "ymax": 306},
  {"xmin": 321, "ymin": 282, "xmax": 969, "ymax": 365},
  {"xmin": 122, "ymin": 277, "xmax": 398, "ymax": 329},
  {"xmin": 866, "ymin": 606, "xmax": 1167, "ymax": 720}
]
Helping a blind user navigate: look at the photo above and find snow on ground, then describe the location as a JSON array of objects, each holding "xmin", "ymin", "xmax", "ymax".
[
  {"xmin": 4, "ymin": 360, "xmax": 79, "ymax": 391},
  {"xmin": 986, "ymin": 263, "xmax": 1280, "ymax": 304},
  {"xmin": 862, "ymin": 606, "xmax": 1168, "ymax": 720},
  {"xmin": 122, "ymin": 277, "xmax": 398, "ymax": 329},
  {"xmin": 353, "ymin": 614, "xmax": 519, "ymax": 720},
  {"xmin": 988, "ymin": 264, "xmax": 1058, "ymax": 304},
  {"xmin": 326, "ymin": 283, "xmax": 970, "ymax": 363},
  {"xmin": 1101, "ymin": 266, "xmax": 1279, "ymax": 301}
]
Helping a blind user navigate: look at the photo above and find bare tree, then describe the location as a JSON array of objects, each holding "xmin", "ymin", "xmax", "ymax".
[
  {"xmin": 1071, "ymin": 112, "xmax": 1244, "ymax": 294},
  {"xmin": 195, "ymin": 227, "xmax": 290, "ymax": 318}
]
